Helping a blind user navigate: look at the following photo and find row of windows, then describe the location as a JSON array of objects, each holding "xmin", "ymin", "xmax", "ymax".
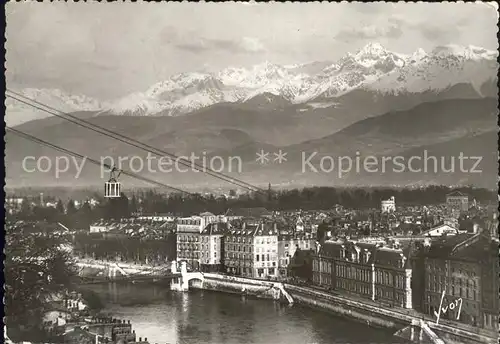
[
  {"xmin": 200, "ymin": 251, "xmax": 217, "ymax": 258},
  {"xmin": 427, "ymin": 263, "xmax": 478, "ymax": 278},
  {"xmin": 178, "ymin": 219, "xmax": 202, "ymax": 225},
  {"xmin": 337, "ymin": 279, "xmax": 371, "ymax": 295},
  {"xmin": 226, "ymin": 244, "xmax": 252, "ymax": 253},
  {"xmin": 428, "ymin": 274, "xmax": 478, "ymax": 288},
  {"xmin": 428, "ymin": 281, "xmax": 478, "ymax": 300},
  {"xmin": 178, "ymin": 235, "xmax": 218, "ymax": 242},
  {"xmin": 337, "ymin": 265, "xmax": 371, "ymax": 283},
  {"xmin": 178, "ymin": 252, "xmax": 200, "ymax": 258},
  {"xmin": 376, "ymin": 287, "xmax": 394, "ymax": 299},
  {"xmin": 375, "ymin": 270, "xmax": 396, "ymax": 287},
  {"xmin": 483, "ymin": 314, "xmax": 499, "ymax": 330},
  {"xmin": 226, "ymin": 253, "xmax": 252, "ymax": 260},
  {"xmin": 226, "ymin": 236, "xmax": 278, "ymax": 244},
  {"xmin": 313, "ymin": 258, "xmax": 409, "ymax": 289},
  {"xmin": 283, "ymin": 242, "xmax": 311, "ymax": 249}
]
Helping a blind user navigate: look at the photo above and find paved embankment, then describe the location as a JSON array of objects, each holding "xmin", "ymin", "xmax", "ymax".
[
  {"xmin": 284, "ymin": 284, "xmax": 497, "ymax": 344},
  {"xmin": 192, "ymin": 274, "xmax": 497, "ymax": 344},
  {"xmin": 194, "ymin": 273, "xmax": 280, "ymax": 300}
]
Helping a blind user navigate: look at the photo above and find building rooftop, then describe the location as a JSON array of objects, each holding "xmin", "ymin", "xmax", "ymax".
[
  {"xmin": 446, "ymin": 190, "xmax": 468, "ymax": 198},
  {"xmin": 225, "ymin": 207, "xmax": 273, "ymax": 218}
]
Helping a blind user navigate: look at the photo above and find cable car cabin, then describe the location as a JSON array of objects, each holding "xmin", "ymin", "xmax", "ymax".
[{"xmin": 104, "ymin": 179, "xmax": 121, "ymax": 198}]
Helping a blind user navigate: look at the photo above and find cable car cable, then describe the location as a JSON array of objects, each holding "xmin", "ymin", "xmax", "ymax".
[
  {"xmin": 7, "ymin": 90, "xmax": 267, "ymax": 195},
  {"xmin": 6, "ymin": 126, "xmax": 195, "ymax": 196}
]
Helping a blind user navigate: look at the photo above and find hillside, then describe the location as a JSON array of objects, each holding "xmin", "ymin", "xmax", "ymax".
[{"xmin": 6, "ymin": 98, "xmax": 497, "ymax": 189}]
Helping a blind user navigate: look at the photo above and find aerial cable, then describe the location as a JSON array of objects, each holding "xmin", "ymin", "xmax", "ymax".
[
  {"xmin": 6, "ymin": 126, "xmax": 195, "ymax": 196},
  {"xmin": 7, "ymin": 90, "xmax": 266, "ymax": 194}
]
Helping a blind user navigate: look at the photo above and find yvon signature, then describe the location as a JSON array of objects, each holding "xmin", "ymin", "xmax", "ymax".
[{"xmin": 433, "ymin": 290, "xmax": 463, "ymax": 325}]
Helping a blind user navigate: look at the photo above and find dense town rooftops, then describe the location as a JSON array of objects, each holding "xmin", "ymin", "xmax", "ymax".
[
  {"xmin": 201, "ymin": 222, "xmax": 230, "ymax": 235},
  {"xmin": 424, "ymin": 231, "xmax": 492, "ymax": 262},
  {"xmin": 225, "ymin": 207, "xmax": 273, "ymax": 218},
  {"xmin": 446, "ymin": 190, "xmax": 468, "ymax": 198},
  {"xmin": 227, "ymin": 222, "xmax": 279, "ymax": 237},
  {"xmin": 317, "ymin": 238, "xmax": 412, "ymax": 268}
]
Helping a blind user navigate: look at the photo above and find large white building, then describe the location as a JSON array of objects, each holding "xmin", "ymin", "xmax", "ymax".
[
  {"xmin": 446, "ymin": 191, "xmax": 469, "ymax": 216},
  {"xmin": 224, "ymin": 221, "xmax": 279, "ymax": 279},
  {"xmin": 176, "ymin": 213, "xmax": 219, "ymax": 269},
  {"xmin": 199, "ymin": 222, "xmax": 228, "ymax": 272}
]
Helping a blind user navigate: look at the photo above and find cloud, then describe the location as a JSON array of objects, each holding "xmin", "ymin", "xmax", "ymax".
[
  {"xmin": 160, "ymin": 26, "xmax": 266, "ymax": 54},
  {"xmin": 419, "ymin": 25, "xmax": 458, "ymax": 43},
  {"xmin": 334, "ymin": 22, "xmax": 403, "ymax": 42},
  {"xmin": 175, "ymin": 36, "xmax": 266, "ymax": 54}
]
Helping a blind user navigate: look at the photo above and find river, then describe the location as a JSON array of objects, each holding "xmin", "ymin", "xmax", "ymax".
[{"xmin": 85, "ymin": 282, "xmax": 408, "ymax": 344}]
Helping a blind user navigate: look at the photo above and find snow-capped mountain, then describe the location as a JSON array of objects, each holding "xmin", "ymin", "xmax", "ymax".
[
  {"xmin": 5, "ymin": 88, "xmax": 104, "ymax": 126},
  {"xmin": 366, "ymin": 44, "xmax": 498, "ymax": 96},
  {"xmin": 104, "ymin": 42, "xmax": 496, "ymax": 115},
  {"xmin": 9, "ymin": 42, "xmax": 498, "ymax": 122}
]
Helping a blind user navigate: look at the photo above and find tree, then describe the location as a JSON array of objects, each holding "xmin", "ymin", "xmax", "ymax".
[
  {"xmin": 5, "ymin": 230, "xmax": 77, "ymax": 341},
  {"xmin": 20, "ymin": 197, "xmax": 32, "ymax": 218},
  {"xmin": 80, "ymin": 201, "xmax": 92, "ymax": 217},
  {"xmin": 67, "ymin": 199, "xmax": 77, "ymax": 215},
  {"xmin": 56, "ymin": 199, "xmax": 65, "ymax": 214},
  {"xmin": 317, "ymin": 222, "xmax": 329, "ymax": 243},
  {"xmin": 129, "ymin": 194, "xmax": 138, "ymax": 214}
]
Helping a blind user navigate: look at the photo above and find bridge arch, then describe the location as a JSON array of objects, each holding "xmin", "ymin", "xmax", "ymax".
[
  {"xmin": 170, "ymin": 270, "xmax": 204, "ymax": 291},
  {"xmin": 186, "ymin": 272, "xmax": 204, "ymax": 286}
]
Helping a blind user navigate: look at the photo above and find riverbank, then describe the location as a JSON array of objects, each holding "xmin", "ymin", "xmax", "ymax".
[
  {"xmin": 86, "ymin": 281, "xmax": 406, "ymax": 344},
  {"xmin": 193, "ymin": 273, "xmax": 497, "ymax": 344}
]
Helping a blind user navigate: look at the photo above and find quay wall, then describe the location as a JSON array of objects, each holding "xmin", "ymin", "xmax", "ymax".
[
  {"xmin": 285, "ymin": 284, "xmax": 497, "ymax": 344},
  {"xmin": 284, "ymin": 283, "xmax": 406, "ymax": 330},
  {"xmin": 194, "ymin": 274, "xmax": 496, "ymax": 344},
  {"xmin": 193, "ymin": 273, "xmax": 277, "ymax": 299}
]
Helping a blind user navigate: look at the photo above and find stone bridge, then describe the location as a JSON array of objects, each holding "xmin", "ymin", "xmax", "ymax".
[
  {"xmin": 75, "ymin": 258, "xmax": 204, "ymax": 291},
  {"xmin": 169, "ymin": 260, "xmax": 204, "ymax": 292}
]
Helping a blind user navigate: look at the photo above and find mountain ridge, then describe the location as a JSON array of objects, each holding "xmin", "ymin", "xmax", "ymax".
[
  {"xmin": 6, "ymin": 97, "xmax": 497, "ymax": 189},
  {"xmin": 7, "ymin": 42, "xmax": 498, "ymax": 126}
]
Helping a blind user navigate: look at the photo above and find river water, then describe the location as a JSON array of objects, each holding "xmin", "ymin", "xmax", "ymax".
[{"xmin": 86, "ymin": 282, "xmax": 408, "ymax": 344}]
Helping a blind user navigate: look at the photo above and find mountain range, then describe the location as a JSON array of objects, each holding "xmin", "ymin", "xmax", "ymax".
[
  {"xmin": 5, "ymin": 42, "xmax": 498, "ymax": 190},
  {"xmin": 6, "ymin": 43, "xmax": 498, "ymax": 126},
  {"xmin": 6, "ymin": 97, "xmax": 498, "ymax": 189}
]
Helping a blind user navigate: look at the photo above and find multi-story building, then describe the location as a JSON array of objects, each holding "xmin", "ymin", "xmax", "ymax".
[
  {"xmin": 373, "ymin": 246, "xmax": 412, "ymax": 308},
  {"xmin": 312, "ymin": 239, "xmax": 412, "ymax": 308},
  {"xmin": 224, "ymin": 221, "xmax": 279, "ymax": 279},
  {"xmin": 199, "ymin": 222, "xmax": 228, "ymax": 272},
  {"xmin": 421, "ymin": 231, "xmax": 498, "ymax": 330},
  {"xmin": 176, "ymin": 213, "xmax": 218, "ymax": 269},
  {"xmin": 137, "ymin": 213, "xmax": 176, "ymax": 222},
  {"xmin": 446, "ymin": 191, "xmax": 469, "ymax": 217},
  {"xmin": 288, "ymin": 249, "xmax": 315, "ymax": 282},
  {"xmin": 277, "ymin": 233, "xmax": 315, "ymax": 277}
]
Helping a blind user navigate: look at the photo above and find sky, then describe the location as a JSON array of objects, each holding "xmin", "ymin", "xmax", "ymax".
[{"xmin": 6, "ymin": 1, "xmax": 499, "ymax": 100}]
